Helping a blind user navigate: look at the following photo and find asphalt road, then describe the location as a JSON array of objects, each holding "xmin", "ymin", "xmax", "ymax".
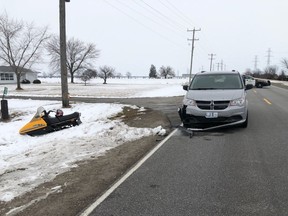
[{"xmin": 87, "ymin": 85, "xmax": 288, "ymax": 216}]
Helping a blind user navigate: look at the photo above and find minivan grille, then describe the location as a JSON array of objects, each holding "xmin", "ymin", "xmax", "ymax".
[{"xmin": 196, "ymin": 100, "xmax": 230, "ymax": 110}]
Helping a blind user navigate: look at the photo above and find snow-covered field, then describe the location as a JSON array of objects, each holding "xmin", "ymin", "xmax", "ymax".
[
  {"xmin": 7, "ymin": 77, "xmax": 189, "ymax": 98},
  {"xmin": 0, "ymin": 78, "xmax": 188, "ymax": 202}
]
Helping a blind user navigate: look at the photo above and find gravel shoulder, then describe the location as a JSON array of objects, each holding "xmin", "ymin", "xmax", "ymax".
[{"xmin": 0, "ymin": 106, "xmax": 172, "ymax": 216}]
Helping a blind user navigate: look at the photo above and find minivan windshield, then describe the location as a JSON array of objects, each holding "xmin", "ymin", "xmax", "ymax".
[{"xmin": 190, "ymin": 74, "xmax": 243, "ymax": 90}]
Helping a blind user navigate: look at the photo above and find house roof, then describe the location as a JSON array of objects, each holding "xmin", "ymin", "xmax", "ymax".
[{"xmin": 0, "ymin": 65, "xmax": 34, "ymax": 73}]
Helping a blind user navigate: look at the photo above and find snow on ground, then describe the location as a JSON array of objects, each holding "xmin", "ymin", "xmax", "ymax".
[
  {"xmin": 6, "ymin": 77, "xmax": 189, "ymax": 98},
  {"xmin": 0, "ymin": 78, "xmax": 188, "ymax": 202}
]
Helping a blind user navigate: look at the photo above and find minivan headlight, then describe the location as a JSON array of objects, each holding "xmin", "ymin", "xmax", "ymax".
[
  {"xmin": 183, "ymin": 98, "xmax": 196, "ymax": 106},
  {"xmin": 230, "ymin": 97, "xmax": 245, "ymax": 106}
]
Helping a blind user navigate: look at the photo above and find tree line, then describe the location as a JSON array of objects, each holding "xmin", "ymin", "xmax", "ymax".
[
  {"xmin": 0, "ymin": 13, "xmax": 120, "ymax": 89},
  {"xmin": 244, "ymin": 59, "xmax": 288, "ymax": 81},
  {"xmin": 0, "ymin": 13, "xmax": 179, "ymax": 89},
  {"xmin": 149, "ymin": 64, "xmax": 175, "ymax": 79}
]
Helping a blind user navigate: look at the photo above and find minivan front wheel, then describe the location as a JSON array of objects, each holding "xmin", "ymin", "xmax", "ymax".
[{"xmin": 240, "ymin": 113, "xmax": 248, "ymax": 128}]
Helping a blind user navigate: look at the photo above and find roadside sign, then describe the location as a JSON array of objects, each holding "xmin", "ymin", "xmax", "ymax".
[
  {"xmin": 2, "ymin": 87, "xmax": 8, "ymax": 100},
  {"xmin": 3, "ymin": 87, "xmax": 8, "ymax": 95}
]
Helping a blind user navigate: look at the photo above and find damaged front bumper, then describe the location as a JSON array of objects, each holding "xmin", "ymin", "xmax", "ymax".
[{"xmin": 178, "ymin": 106, "xmax": 246, "ymax": 131}]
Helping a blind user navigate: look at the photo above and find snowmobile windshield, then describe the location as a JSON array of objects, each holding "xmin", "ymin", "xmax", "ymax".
[{"xmin": 33, "ymin": 107, "xmax": 46, "ymax": 119}]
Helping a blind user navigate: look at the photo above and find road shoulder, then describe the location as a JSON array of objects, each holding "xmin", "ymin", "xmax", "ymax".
[{"xmin": 0, "ymin": 108, "xmax": 171, "ymax": 216}]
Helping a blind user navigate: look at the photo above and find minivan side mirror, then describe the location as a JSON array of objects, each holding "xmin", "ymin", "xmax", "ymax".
[
  {"xmin": 245, "ymin": 84, "xmax": 253, "ymax": 90},
  {"xmin": 183, "ymin": 85, "xmax": 188, "ymax": 91}
]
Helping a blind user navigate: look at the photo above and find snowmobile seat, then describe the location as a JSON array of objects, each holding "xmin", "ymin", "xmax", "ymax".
[
  {"xmin": 43, "ymin": 116, "xmax": 60, "ymax": 125},
  {"xmin": 56, "ymin": 112, "xmax": 80, "ymax": 122}
]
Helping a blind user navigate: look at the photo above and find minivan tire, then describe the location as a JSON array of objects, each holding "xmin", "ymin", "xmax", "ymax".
[{"xmin": 240, "ymin": 113, "xmax": 248, "ymax": 128}]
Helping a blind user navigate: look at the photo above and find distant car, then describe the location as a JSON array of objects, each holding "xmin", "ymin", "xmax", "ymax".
[
  {"xmin": 242, "ymin": 75, "xmax": 256, "ymax": 86},
  {"xmin": 178, "ymin": 70, "xmax": 253, "ymax": 130},
  {"xmin": 242, "ymin": 75, "xmax": 271, "ymax": 88}
]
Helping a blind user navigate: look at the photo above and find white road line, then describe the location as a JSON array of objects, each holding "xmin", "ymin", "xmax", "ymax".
[{"xmin": 80, "ymin": 128, "xmax": 178, "ymax": 216}]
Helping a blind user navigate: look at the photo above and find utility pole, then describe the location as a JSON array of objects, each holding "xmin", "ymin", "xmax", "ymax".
[
  {"xmin": 216, "ymin": 63, "xmax": 220, "ymax": 71},
  {"xmin": 220, "ymin": 59, "xmax": 224, "ymax": 71},
  {"xmin": 187, "ymin": 28, "xmax": 201, "ymax": 83},
  {"xmin": 208, "ymin": 53, "xmax": 216, "ymax": 71},
  {"xmin": 266, "ymin": 48, "xmax": 272, "ymax": 66},
  {"xmin": 59, "ymin": 0, "xmax": 70, "ymax": 107}
]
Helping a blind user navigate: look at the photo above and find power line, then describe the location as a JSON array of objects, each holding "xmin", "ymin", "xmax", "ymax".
[
  {"xmin": 131, "ymin": 0, "xmax": 181, "ymax": 31},
  {"xmin": 102, "ymin": 0, "xmax": 184, "ymax": 48},
  {"xmin": 163, "ymin": 0, "xmax": 213, "ymax": 55},
  {"xmin": 160, "ymin": 0, "xmax": 214, "ymax": 58},
  {"xmin": 138, "ymin": 0, "xmax": 187, "ymax": 31},
  {"xmin": 117, "ymin": 0, "xmax": 187, "ymax": 40},
  {"xmin": 158, "ymin": 0, "xmax": 194, "ymax": 27},
  {"xmin": 161, "ymin": 0, "xmax": 216, "ymax": 59},
  {"xmin": 163, "ymin": 0, "xmax": 196, "ymax": 26},
  {"xmin": 136, "ymin": 0, "xmax": 214, "ymax": 61}
]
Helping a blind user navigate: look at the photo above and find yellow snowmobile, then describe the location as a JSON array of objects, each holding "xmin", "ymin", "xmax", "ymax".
[{"xmin": 19, "ymin": 106, "xmax": 82, "ymax": 136}]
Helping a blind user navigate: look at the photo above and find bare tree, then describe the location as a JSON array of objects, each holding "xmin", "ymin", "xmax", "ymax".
[
  {"xmin": 252, "ymin": 69, "xmax": 262, "ymax": 78},
  {"xmin": 80, "ymin": 69, "xmax": 97, "ymax": 86},
  {"xmin": 46, "ymin": 36, "xmax": 100, "ymax": 83},
  {"xmin": 159, "ymin": 66, "xmax": 175, "ymax": 79},
  {"xmin": 281, "ymin": 58, "xmax": 288, "ymax": 71},
  {"xmin": 278, "ymin": 58, "xmax": 288, "ymax": 81},
  {"xmin": 115, "ymin": 72, "xmax": 122, "ymax": 79},
  {"xmin": 278, "ymin": 70, "xmax": 287, "ymax": 81},
  {"xmin": 126, "ymin": 71, "xmax": 132, "ymax": 79},
  {"xmin": 98, "ymin": 66, "xmax": 115, "ymax": 84},
  {"xmin": 264, "ymin": 66, "xmax": 278, "ymax": 79},
  {"xmin": 244, "ymin": 68, "xmax": 253, "ymax": 75},
  {"xmin": 0, "ymin": 13, "xmax": 49, "ymax": 90}
]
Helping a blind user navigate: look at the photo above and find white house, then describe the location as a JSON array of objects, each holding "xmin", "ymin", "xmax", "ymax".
[{"xmin": 0, "ymin": 66, "xmax": 39, "ymax": 84}]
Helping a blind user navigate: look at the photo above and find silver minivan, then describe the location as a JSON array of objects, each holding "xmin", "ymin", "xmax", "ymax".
[{"xmin": 178, "ymin": 70, "xmax": 253, "ymax": 130}]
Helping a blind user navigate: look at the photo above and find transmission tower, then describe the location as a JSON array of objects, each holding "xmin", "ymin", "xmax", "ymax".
[
  {"xmin": 253, "ymin": 55, "xmax": 258, "ymax": 71},
  {"xmin": 266, "ymin": 48, "xmax": 272, "ymax": 66}
]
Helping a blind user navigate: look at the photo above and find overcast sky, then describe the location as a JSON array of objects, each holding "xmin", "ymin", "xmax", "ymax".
[{"xmin": 1, "ymin": 0, "xmax": 288, "ymax": 76}]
